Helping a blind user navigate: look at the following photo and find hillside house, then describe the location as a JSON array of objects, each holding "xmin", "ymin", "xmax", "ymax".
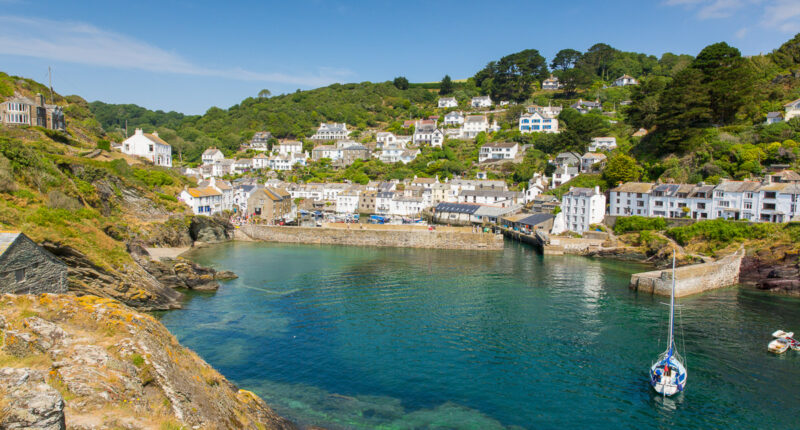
[
  {"xmin": 201, "ymin": 147, "xmax": 225, "ymax": 165},
  {"xmin": 528, "ymin": 104, "xmax": 562, "ymax": 117},
  {"xmin": 180, "ymin": 186, "xmax": 223, "ymax": 215},
  {"xmin": 561, "ymin": 186, "xmax": 606, "ymax": 233},
  {"xmin": 570, "ymin": 99, "xmax": 602, "ymax": 114},
  {"xmin": 376, "ymin": 132, "xmax": 397, "ymax": 147},
  {"xmin": 198, "ymin": 177, "xmax": 234, "ymax": 212},
  {"xmin": 462, "ymin": 115, "xmax": 489, "ymax": 138},
  {"xmin": 121, "ymin": 129, "xmax": 173, "ymax": 167},
  {"xmin": 784, "ymin": 99, "xmax": 800, "ymax": 121},
  {"xmin": 0, "ymin": 93, "xmax": 65, "ymax": 131},
  {"xmin": 458, "ymin": 189, "xmax": 521, "ymax": 207},
  {"xmin": 234, "ymin": 158, "xmax": 253, "ymax": 174},
  {"xmin": 580, "ymin": 153, "xmax": 607, "ymax": 173},
  {"xmin": 551, "ymin": 165, "xmax": 579, "ymax": 188},
  {"xmin": 471, "ymin": 95, "xmax": 492, "ymax": 108},
  {"xmin": 413, "ymin": 121, "xmax": 444, "ymax": 147},
  {"xmin": 553, "ymin": 152, "xmax": 581, "ymax": 168},
  {"xmin": 0, "ymin": 231, "xmax": 68, "ymax": 295},
  {"xmin": 766, "ymin": 112, "xmax": 784, "ymax": 125},
  {"xmin": 438, "ymin": 97, "xmax": 458, "ymax": 108},
  {"xmin": 519, "ymin": 111, "xmax": 559, "ymax": 134},
  {"xmin": 444, "ymin": 111, "xmax": 465, "ymax": 126},
  {"xmin": 248, "ymin": 131, "xmax": 272, "ymax": 151},
  {"xmin": 479, "ymin": 142, "xmax": 519, "ymax": 162},
  {"xmin": 310, "ymin": 123, "xmax": 350, "ymax": 141},
  {"xmin": 542, "ymin": 75, "xmax": 562, "ymax": 90},
  {"xmin": 276, "ymin": 141, "xmax": 303, "ymax": 156},
  {"xmin": 588, "ymin": 136, "xmax": 617, "ymax": 152},
  {"xmin": 612, "ymin": 74, "xmax": 639, "ymax": 87}
]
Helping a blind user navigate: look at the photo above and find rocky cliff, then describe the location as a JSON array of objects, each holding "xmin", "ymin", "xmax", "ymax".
[
  {"xmin": 740, "ymin": 246, "xmax": 800, "ymax": 295},
  {"xmin": 0, "ymin": 294, "xmax": 296, "ymax": 430}
]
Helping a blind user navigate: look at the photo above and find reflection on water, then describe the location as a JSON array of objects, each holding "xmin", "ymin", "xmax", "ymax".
[{"xmin": 157, "ymin": 241, "xmax": 800, "ymax": 429}]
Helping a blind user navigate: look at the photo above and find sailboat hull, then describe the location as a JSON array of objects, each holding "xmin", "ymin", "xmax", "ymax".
[{"xmin": 650, "ymin": 358, "xmax": 687, "ymax": 396}]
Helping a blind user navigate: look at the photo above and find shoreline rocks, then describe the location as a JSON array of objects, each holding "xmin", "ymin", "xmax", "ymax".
[
  {"xmin": 0, "ymin": 294, "xmax": 296, "ymax": 430},
  {"xmin": 740, "ymin": 250, "xmax": 800, "ymax": 295}
]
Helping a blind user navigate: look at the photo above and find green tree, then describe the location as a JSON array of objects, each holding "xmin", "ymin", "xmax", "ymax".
[
  {"xmin": 474, "ymin": 49, "xmax": 549, "ymax": 102},
  {"xmin": 393, "ymin": 76, "xmax": 409, "ymax": 90},
  {"xmin": 653, "ymin": 67, "xmax": 712, "ymax": 153},
  {"xmin": 578, "ymin": 43, "xmax": 618, "ymax": 81},
  {"xmin": 772, "ymin": 33, "xmax": 800, "ymax": 69},
  {"xmin": 626, "ymin": 76, "xmax": 671, "ymax": 129},
  {"xmin": 439, "ymin": 75, "xmax": 454, "ymax": 95},
  {"xmin": 603, "ymin": 153, "xmax": 643, "ymax": 185},
  {"xmin": 556, "ymin": 68, "xmax": 593, "ymax": 95},
  {"xmin": 258, "ymin": 89, "xmax": 271, "ymax": 98},
  {"xmin": 692, "ymin": 42, "xmax": 755, "ymax": 125},
  {"xmin": 551, "ymin": 49, "xmax": 583, "ymax": 71}
]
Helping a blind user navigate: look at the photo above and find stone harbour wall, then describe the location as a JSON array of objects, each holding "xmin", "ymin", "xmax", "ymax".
[
  {"xmin": 238, "ymin": 225, "xmax": 504, "ymax": 250},
  {"xmin": 630, "ymin": 248, "xmax": 744, "ymax": 297}
]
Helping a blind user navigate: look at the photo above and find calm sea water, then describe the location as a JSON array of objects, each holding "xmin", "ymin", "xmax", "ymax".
[{"xmin": 156, "ymin": 241, "xmax": 800, "ymax": 429}]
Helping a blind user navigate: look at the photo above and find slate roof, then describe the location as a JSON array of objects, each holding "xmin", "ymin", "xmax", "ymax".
[
  {"xmin": 565, "ymin": 187, "xmax": 602, "ymax": 197},
  {"xmin": 611, "ymin": 182, "xmax": 654, "ymax": 193},
  {"xmin": 435, "ymin": 202, "xmax": 480, "ymax": 214},
  {"xmin": 517, "ymin": 213, "xmax": 555, "ymax": 226}
]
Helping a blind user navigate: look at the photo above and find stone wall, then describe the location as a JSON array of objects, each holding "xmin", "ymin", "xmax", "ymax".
[
  {"xmin": 630, "ymin": 248, "xmax": 744, "ymax": 297},
  {"xmin": 0, "ymin": 235, "xmax": 68, "ymax": 295},
  {"xmin": 239, "ymin": 225, "xmax": 504, "ymax": 250}
]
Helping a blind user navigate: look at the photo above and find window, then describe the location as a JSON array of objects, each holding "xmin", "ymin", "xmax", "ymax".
[
  {"xmin": 697, "ymin": 202, "xmax": 706, "ymax": 209},
  {"xmin": 716, "ymin": 191, "xmax": 724, "ymax": 198},
  {"xmin": 149, "ymin": 144, "xmax": 154, "ymax": 152},
  {"xmin": 764, "ymin": 192, "xmax": 777, "ymax": 199},
  {"xmin": 763, "ymin": 203, "xmax": 776, "ymax": 210},
  {"xmin": 15, "ymin": 268, "xmax": 25, "ymax": 283},
  {"xmin": 745, "ymin": 192, "xmax": 754, "ymax": 199},
  {"xmin": 744, "ymin": 202, "xmax": 752, "ymax": 210}
]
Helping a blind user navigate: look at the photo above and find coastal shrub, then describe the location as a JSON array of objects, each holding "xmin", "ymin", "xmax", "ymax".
[
  {"xmin": 47, "ymin": 190, "xmax": 82, "ymax": 211},
  {"xmin": 157, "ymin": 193, "xmax": 177, "ymax": 202},
  {"xmin": 666, "ymin": 219, "xmax": 776, "ymax": 248},
  {"xmin": 97, "ymin": 139, "xmax": 111, "ymax": 151},
  {"xmin": 133, "ymin": 169, "xmax": 174, "ymax": 188},
  {"xmin": 614, "ymin": 216, "xmax": 667, "ymax": 234}
]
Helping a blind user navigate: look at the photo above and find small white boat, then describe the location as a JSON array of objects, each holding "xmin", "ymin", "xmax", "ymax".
[
  {"xmin": 772, "ymin": 330, "xmax": 795, "ymax": 339},
  {"xmin": 650, "ymin": 251, "xmax": 687, "ymax": 396},
  {"xmin": 769, "ymin": 338, "xmax": 790, "ymax": 354}
]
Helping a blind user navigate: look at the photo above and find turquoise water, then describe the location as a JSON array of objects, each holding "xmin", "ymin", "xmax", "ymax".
[{"xmin": 157, "ymin": 241, "xmax": 800, "ymax": 429}]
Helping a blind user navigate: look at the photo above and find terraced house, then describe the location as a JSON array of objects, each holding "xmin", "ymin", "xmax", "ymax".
[
  {"xmin": 0, "ymin": 93, "xmax": 65, "ymax": 130},
  {"xmin": 179, "ymin": 186, "xmax": 223, "ymax": 215},
  {"xmin": 247, "ymin": 187, "xmax": 292, "ymax": 223},
  {"xmin": 0, "ymin": 232, "xmax": 67, "ymax": 295}
]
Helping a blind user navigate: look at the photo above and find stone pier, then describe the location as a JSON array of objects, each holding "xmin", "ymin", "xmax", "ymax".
[
  {"xmin": 237, "ymin": 224, "xmax": 504, "ymax": 250},
  {"xmin": 629, "ymin": 248, "xmax": 744, "ymax": 297}
]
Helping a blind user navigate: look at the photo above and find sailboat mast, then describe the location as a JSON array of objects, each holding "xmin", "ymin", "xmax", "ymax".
[{"xmin": 667, "ymin": 250, "xmax": 676, "ymax": 353}]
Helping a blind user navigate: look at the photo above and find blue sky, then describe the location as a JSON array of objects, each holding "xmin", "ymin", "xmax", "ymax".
[{"xmin": 1, "ymin": 0, "xmax": 798, "ymax": 115}]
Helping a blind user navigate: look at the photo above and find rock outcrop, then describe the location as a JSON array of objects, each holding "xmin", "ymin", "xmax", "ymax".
[
  {"xmin": 0, "ymin": 294, "xmax": 296, "ymax": 430},
  {"xmin": 190, "ymin": 216, "xmax": 234, "ymax": 244},
  {"xmin": 41, "ymin": 242, "xmax": 183, "ymax": 311},
  {"xmin": 740, "ymin": 248, "xmax": 800, "ymax": 295}
]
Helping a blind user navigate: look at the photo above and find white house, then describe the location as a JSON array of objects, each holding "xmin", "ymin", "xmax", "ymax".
[
  {"xmin": 376, "ymin": 132, "xmax": 398, "ymax": 147},
  {"xmin": 471, "ymin": 96, "xmax": 492, "ymax": 108},
  {"xmin": 765, "ymin": 112, "xmax": 783, "ymax": 125},
  {"xmin": 612, "ymin": 74, "xmax": 639, "ymax": 87},
  {"xmin": 542, "ymin": 75, "xmax": 561, "ymax": 90},
  {"xmin": 580, "ymin": 153, "xmax": 607, "ymax": 173},
  {"xmin": 462, "ymin": 115, "xmax": 489, "ymax": 138},
  {"xmin": 570, "ymin": 99, "xmax": 602, "ymax": 114},
  {"xmin": 253, "ymin": 153, "xmax": 270, "ymax": 169},
  {"xmin": 248, "ymin": 131, "xmax": 272, "ymax": 151},
  {"xmin": 198, "ymin": 177, "xmax": 234, "ymax": 212},
  {"xmin": 784, "ymin": 99, "xmax": 800, "ymax": 121},
  {"xmin": 588, "ymin": 136, "xmax": 617, "ymax": 152},
  {"xmin": 121, "ymin": 129, "xmax": 173, "ymax": 167},
  {"xmin": 609, "ymin": 182, "xmax": 654, "ymax": 217},
  {"xmin": 444, "ymin": 111, "xmax": 465, "ymax": 126},
  {"xmin": 561, "ymin": 186, "xmax": 606, "ymax": 233},
  {"xmin": 310, "ymin": 123, "xmax": 350, "ymax": 140},
  {"xmin": 438, "ymin": 97, "xmax": 458, "ymax": 108},
  {"xmin": 528, "ymin": 104, "xmax": 562, "ymax": 117},
  {"xmin": 179, "ymin": 186, "xmax": 223, "ymax": 215},
  {"xmin": 202, "ymin": 147, "xmax": 225, "ymax": 165},
  {"xmin": 335, "ymin": 187, "xmax": 362, "ymax": 214},
  {"xmin": 413, "ymin": 121, "xmax": 444, "ymax": 147},
  {"xmin": 234, "ymin": 158, "xmax": 253, "ymax": 174},
  {"xmin": 519, "ymin": 112, "xmax": 559, "ymax": 134},
  {"xmin": 458, "ymin": 190, "xmax": 521, "ymax": 207},
  {"xmin": 551, "ymin": 165, "xmax": 579, "ymax": 188},
  {"xmin": 233, "ymin": 184, "xmax": 260, "ymax": 213},
  {"xmin": 524, "ymin": 173, "xmax": 548, "ymax": 204},
  {"xmin": 276, "ymin": 141, "xmax": 303, "ymax": 156},
  {"xmin": 479, "ymin": 142, "xmax": 519, "ymax": 162}
]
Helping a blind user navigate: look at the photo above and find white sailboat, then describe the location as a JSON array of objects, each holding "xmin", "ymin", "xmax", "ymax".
[{"xmin": 650, "ymin": 251, "xmax": 687, "ymax": 396}]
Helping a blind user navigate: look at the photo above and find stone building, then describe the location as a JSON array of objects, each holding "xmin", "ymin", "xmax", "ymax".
[
  {"xmin": 247, "ymin": 187, "xmax": 292, "ymax": 223},
  {"xmin": 0, "ymin": 232, "xmax": 68, "ymax": 294},
  {"xmin": 0, "ymin": 93, "xmax": 65, "ymax": 131}
]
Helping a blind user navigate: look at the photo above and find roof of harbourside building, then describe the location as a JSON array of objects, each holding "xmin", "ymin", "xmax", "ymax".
[
  {"xmin": 186, "ymin": 187, "xmax": 222, "ymax": 198},
  {"xmin": 435, "ymin": 202, "xmax": 481, "ymax": 214},
  {"xmin": 610, "ymin": 182, "xmax": 654, "ymax": 193},
  {"xmin": 482, "ymin": 142, "xmax": 517, "ymax": 148},
  {"xmin": 565, "ymin": 187, "xmax": 602, "ymax": 197},
  {"xmin": 714, "ymin": 180, "xmax": 762, "ymax": 193}
]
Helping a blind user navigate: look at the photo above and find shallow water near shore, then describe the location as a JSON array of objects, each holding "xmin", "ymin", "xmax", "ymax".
[{"xmin": 157, "ymin": 241, "xmax": 800, "ymax": 429}]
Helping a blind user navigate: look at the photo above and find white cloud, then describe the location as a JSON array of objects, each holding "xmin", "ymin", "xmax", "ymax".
[
  {"xmin": 0, "ymin": 16, "xmax": 352, "ymax": 87},
  {"xmin": 761, "ymin": 0, "xmax": 800, "ymax": 33},
  {"xmin": 735, "ymin": 27, "xmax": 749, "ymax": 38},
  {"xmin": 663, "ymin": 0, "xmax": 762, "ymax": 20}
]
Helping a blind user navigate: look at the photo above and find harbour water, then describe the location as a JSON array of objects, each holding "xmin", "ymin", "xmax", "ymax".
[{"xmin": 157, "ymin": 241, "xmax": 800, "ymax": 429}]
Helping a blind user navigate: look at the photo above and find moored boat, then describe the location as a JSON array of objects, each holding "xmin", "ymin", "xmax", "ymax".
[
  {"xmin": 769, "ymin": 338, "xmax": 790, "ymax": 354},
  {"xmin": 649, "ymin": 251, "xmax": 687, "ymax": 396}
]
